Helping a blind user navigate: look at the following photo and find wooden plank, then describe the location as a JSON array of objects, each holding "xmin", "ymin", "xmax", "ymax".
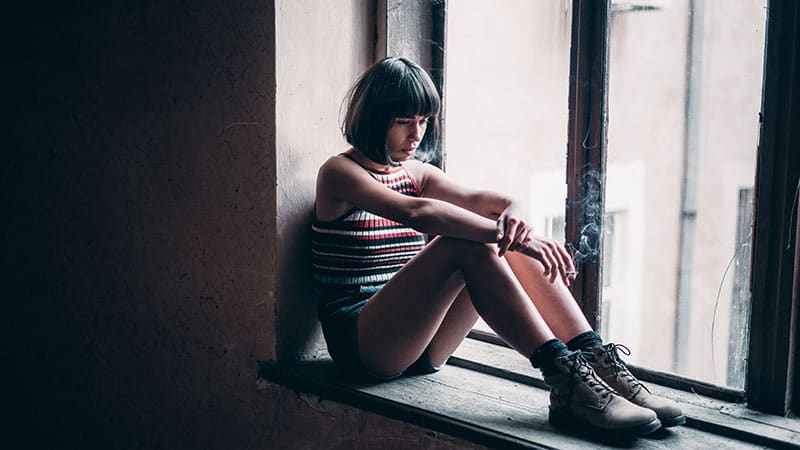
[
  {"xmin": 452, "ymin": 338, "xmax": 800, "ymax": 449},
  {"xmin": 261, "ymin": 359, "xmax": 550, "ymax": 450},
  {"xmin": 261, "ymin": 356, "xmax": 784, "ymax": 450}
]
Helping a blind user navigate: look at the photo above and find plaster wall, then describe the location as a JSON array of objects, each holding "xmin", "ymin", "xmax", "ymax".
[{"xmin": 274, "ymin": 0, "xmax": 375, "ymax": 361}]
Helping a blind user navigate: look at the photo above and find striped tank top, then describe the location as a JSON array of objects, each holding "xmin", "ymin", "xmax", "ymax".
[{"xmin": 311, "ymin": 159, "xmax": 426, "ymax": 288}]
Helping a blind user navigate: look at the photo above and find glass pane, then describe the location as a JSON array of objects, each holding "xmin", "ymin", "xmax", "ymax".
[
  {"xmin": 604, "ymin": 0, "xmax": 766, "ymax": 388},
  {"xmin": 444, "ymin": 0, "xmax": 572, "ymax": 334}
]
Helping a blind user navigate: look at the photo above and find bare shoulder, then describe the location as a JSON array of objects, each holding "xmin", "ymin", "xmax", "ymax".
[
  {"xmin": 315, "ymin": 153, "xmax": 365, "ymax": 221},
  {"xmin": 403, "ymin": 159, "xmax": 445, "ymax": 195},
  {"xmin": 318, "ymin": 153, "xmax": 349, "ymax": 174},
  {"xmin": 317, "ymin": 153, "xmax": 362, "ymax": 185},
  {"xmin": 316, "ymin": 152, "xmax": 383, "ymax": 197},
  {"xmin": 402, "ymin": 159, "xmax": 434, "ymax": 187}
]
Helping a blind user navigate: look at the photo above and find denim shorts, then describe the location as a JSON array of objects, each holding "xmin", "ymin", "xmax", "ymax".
[{"xmin": 317, "ymin": 283, "xmax": 441, "ymax": 381}]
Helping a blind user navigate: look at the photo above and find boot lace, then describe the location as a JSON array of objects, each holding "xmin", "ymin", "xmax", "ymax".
[
  {"xmin": 566, "ymin": 351, "xmax": 614, "ymax": 405},
  {"xmin": 599, "ymin": 343, "xmax": 649, "ymax": 393}
]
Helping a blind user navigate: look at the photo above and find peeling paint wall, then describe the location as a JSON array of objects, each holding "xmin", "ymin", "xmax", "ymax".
[{"xmin": 5, "ymin": 1, "xmax": 485, "ymax": 449}]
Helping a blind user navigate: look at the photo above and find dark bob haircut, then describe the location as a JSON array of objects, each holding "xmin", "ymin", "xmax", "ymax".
[{"xmin": 342, "ymin": 57, "xmax": 441, "ymax": 166}]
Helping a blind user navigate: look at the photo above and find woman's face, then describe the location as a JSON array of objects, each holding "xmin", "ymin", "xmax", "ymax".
[{"xmin": 385, "ymin": 115, "xmax": 430, "ymax": 162}]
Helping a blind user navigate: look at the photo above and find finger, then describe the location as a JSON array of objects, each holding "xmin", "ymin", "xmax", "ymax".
[
  {"xmin": 548, "ymin": 241, "xmax": 571, "ymax": 285},
  {"xmin": 519, "ymin": 240, "xmax": 555, "ymax": 278},
  {"xmin": 534, "ymin": 242, "xmax": 559, "ymax": 283},
  {"xmin": 509, "ymin": 225, "xmax": 532, "ymax": 252},
  {"xmin": 542, "ymin": 251, "xmax": 555, "ymax": 279},
  {"xmin": 546, "ymin": 247, "xmax": 560, "ymax": 283},
  {"xmin": 530, "ymin": 244, "xmax": 554, "ymax": 277},
  {"xmin": 556, "ymin": 243, "xmax": 577, "ymax": 283},
  {"xmin": 496, "ymin": 214, "xmax": 506, "ymax": 242},
  {"xmin": 499, "ymin": 217, "xmax": 519, "ymax": 257},
  {"xmin": 496, "ymin": 214, "xmax": 509, "ymax": 255},
  {"xmin": 557, "ymin": 241, "xmax": 576, "ymax": 271},
  {"xmin": 548, "ymin": 245, "xmax": 569, "ymax": 286}
]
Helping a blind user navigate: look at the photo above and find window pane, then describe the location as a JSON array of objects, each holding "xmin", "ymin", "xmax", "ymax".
[
  {"xmin": 444, "ymin": 0, "xmax": 572, "ymax": 335},
  {"xmin": 604, "ymin": 0, "xmax": 766, "ymax": 389}
]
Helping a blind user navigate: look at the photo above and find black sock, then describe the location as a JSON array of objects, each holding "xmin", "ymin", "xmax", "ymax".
[
  {"xmin": 566, "ymin": 330, "xmax": 603, "ymax": 352},
  {"xmin": 530, "ymin": 339, "xmax": 570, "ymax": 376}
]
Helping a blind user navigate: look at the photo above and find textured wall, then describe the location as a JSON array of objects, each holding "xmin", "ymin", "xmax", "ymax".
[
  {"xmin": 258, "ymin": 381, "xmax": 485, "ymax": 450},
  {"xmin": 4, "ymin": 1, "xmax": 483, "ymax": 449},
  {"xmin": 7, "ymin": 1, "xmax": 277, "ymax": 448}
]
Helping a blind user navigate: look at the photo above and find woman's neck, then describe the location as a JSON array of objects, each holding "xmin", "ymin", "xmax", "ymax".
[{"xmin": 345, "ymin": 148, "xmax": 397, "ymax": 172}]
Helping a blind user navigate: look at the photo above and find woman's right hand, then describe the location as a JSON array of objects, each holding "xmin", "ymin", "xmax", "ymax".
[{"xmin": 496, "ymin": 210, "xmax": 533, "ymax": 258}]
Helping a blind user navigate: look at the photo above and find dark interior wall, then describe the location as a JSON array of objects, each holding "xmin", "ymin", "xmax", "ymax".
[
  {"xmin": 3, "ymin": 2, "xmax": 490, "ymax": 449},
  {"xmin": 5, "ymin": 2, "xmax": 277, "ymax": 448}
]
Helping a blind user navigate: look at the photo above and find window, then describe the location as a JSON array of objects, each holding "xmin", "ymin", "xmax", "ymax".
[
  {"xmin": 433, "ymin": 0, "xmax": 798, "ymax": 415},
  {"xmin": 604, "ymin": 0, "xmax": 766, "ymax": 390}
]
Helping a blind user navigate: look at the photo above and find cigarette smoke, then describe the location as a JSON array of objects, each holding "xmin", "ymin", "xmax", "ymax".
[{"xmin": 567, "ymin": 167, "xmax": 603, "ymax": 265}]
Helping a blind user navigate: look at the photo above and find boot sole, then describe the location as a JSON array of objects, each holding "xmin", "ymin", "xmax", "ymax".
[
  {"xmin": 659, "ymin": 414, "xmax": 686, "ymax": 427},
  {"xmin": 549, "ymin": 409, "xmax": 662, "ymax": 441}
]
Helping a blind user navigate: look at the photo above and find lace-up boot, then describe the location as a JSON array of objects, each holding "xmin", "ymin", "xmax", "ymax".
[
  {"xmin": 543, "ymin": 350, "xmax": 661, "ymax": 439},
  {"xmin": 587, "ymin": 343, "xmax": 685, "ymax": 427}
]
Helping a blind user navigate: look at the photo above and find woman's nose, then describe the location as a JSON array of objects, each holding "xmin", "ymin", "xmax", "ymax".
[{"xmin": 410, "ymin": 124, "xmax": 423, "ymax": 140}]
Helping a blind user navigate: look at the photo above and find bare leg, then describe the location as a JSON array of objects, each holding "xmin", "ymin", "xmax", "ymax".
[
  {"xmin": 357, "ymin": 237, "xmax": 555, "ymax": 376},
  {"xmin": 426, "ymin": 288, "xmax": 478, "ymax": 367},
  {"xmin": 504, "ymin": 252, "xmax": 593, "ymax": 343}
]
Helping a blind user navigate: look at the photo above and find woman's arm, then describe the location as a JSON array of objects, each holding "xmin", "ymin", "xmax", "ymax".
[
  {"xmin": 319, "ymin": 156, "xmax": 576, "ymax": 285},
  {"xmin": 415, "ymin": 161, "xmax": 514, "ymax": 220},
  {"xmin": 415, "ymin": 162, "xmax": 532, "ymax": 256},
  {"xmin": 317, "ymin": 156, "xmax": 499, "ymax": 243},
  {"xmin": 412, "ymin": 162, "xmax": 575, "ymax": 283}
]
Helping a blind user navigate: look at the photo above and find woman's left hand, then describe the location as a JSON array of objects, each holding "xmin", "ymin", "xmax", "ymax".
[{"xmin": 516, "ymin": 235, "xmax": 577, "ymax": 286}]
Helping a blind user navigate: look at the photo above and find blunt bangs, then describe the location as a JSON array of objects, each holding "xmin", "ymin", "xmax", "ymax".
[
  {"xmin": 385, "ymin": 63, "xmax": 441, "ymax": 119},
  {"xmin": 342, "ymin": 57, "xmax": 442, "ymax": 165}
]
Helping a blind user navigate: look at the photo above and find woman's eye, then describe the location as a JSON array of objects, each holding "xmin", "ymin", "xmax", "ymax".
[{"xmin": 394, "ymin": 117, "xmax": 429, "ymax": 126}]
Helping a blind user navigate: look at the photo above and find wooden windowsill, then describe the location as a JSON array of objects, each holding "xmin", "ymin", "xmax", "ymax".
[{"xmin": 259, "ymin": 339, "xmax": 800, "ymax": 450}]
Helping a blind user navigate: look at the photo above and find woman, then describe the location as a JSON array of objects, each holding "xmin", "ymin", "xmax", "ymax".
[{"xmin": 312, "ymin": 56, "xmax": 683, "ymax": 440}]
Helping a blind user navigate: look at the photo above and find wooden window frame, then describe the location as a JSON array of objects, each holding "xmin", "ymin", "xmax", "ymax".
[
  {"xmin": 746, "ymin": 0, "xmax": 799, "ymax": 416},
  {"xmin": 566, "ymin": 0, "xmax": 800, "ymax": 413}
]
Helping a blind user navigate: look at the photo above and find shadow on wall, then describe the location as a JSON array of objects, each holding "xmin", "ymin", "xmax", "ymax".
[
  {"xmin": 275, "ymin": 159, "xmax": 326, "ymax": 362},
  {"xmin": 6, "ymin": 1, "xmax": 279, "ymax": 448}
]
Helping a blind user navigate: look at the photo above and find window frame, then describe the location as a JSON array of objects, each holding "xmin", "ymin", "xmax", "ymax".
[
  {"xmin": 395, "ymin": 0, "xmax": 798, "ymax": 415},
  {"xmin": 746, "ymin": 0, "xmax": 800, "ymax": 416},
  {"xmin": 562, "ymin": 0, "xmax": 799, "ymax": 413}
]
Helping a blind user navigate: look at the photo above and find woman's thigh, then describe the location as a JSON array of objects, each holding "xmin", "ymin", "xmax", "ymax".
[{"xmin": 356, "ymin": 237, "xmax": 478, "ymax": 376}]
